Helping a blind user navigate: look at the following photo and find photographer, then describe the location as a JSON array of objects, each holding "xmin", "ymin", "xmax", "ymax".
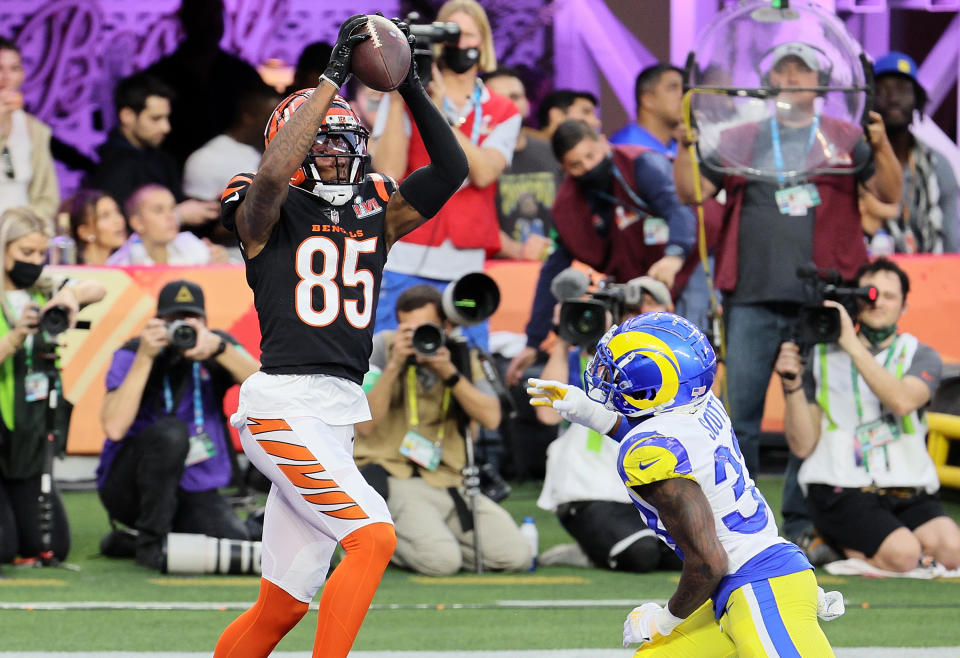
[
  {"xmin": 371, "ymin": 0, "xmax": 520, "ymax": 350},
  {"xmin": 355, "ymin": 284, "xmax": 530, "ymax": 575},
  {"xmin": 0, "ymin": 207, "xmax": 106, "ymax": 566},
  {"xmin": 97, "ymin": 279, "xmax": 259, "ymax": 570},
  {"xmin": 505, "ymin": 118, "xmax": 698, "ymax": 386},
  {"xmin": 777, "ymin": 258, "xmax": 960, "ymax": 571},
  {"xmin": 534, "ymin": 275, "xmax": 681, "ymax": 572}
]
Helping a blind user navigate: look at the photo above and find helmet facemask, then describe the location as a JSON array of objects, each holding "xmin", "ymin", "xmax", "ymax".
[{"xmin": 301, "ymin": 125, "xmax": 370, "ymax": 188}]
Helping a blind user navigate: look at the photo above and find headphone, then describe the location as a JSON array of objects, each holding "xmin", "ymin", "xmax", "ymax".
[{"xmin": 757, "ymin": 42, "xmax": 832, "ymax": 90}]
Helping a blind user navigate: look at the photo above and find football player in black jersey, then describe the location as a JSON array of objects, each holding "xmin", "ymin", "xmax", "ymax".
[{"xmin": 214, "ymin": 15, "xmax": 468, "ymax": 658}]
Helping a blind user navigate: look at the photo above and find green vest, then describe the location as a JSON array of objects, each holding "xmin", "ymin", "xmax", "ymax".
[{"xmin": 0, "ymin": 294, "xmax": 72, "ymax": 479}]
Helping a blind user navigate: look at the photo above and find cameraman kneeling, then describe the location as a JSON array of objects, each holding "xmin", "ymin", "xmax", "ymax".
[
  {"xmin": 97, "ymin": 280, "xmax": 260, "ymax": 570},
  {"xmin": 778, "ymin": 258, "xmax": 960, "ymax": 572},
  {"xmin": 355, "ymin": 285, "xmax": 531, "ymax": 575},
  {"xmin": 0, "ymin": 207, "xmax": 106, "ymax": 566}
]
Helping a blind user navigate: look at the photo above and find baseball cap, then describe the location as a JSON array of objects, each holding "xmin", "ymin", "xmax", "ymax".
[
  {"xmin": 628, "ymin": 276, "xmax": 672, "ymax": 308},
  {"xmin": 770, "ymin": 42, "xmax": 821, "ymax": 72},
  {"xmin": 157, "ymin": 280, "xmax": 206, "ymax": 318},
  {"xmin": 874, "ymin": 52, "xmax": 919, "ymax": 83}
]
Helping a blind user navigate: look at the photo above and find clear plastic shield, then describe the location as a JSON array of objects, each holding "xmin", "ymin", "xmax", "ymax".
[{"xmin": 686, "ymin": 0, "xmax": 870, "ymax": 182}]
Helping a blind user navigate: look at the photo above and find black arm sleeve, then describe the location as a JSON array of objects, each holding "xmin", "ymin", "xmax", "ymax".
[
  {"xmin": 397, "ymin": 82, "xmax": 469, "ymax": 219},
  {"xmin": 524, "ymin": 240, "xmax": 573, "ymax": 349}
]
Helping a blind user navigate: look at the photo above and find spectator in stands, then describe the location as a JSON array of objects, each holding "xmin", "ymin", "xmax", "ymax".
[
  {"xmin": 532, "ymin": 89, "xmax": 601, "ymax": 142},
  {"xmin": 673, "ymin": 42, "xmax": 902, "ymax": 544},
  {"xmin": 484, "ymin": 68, "xmax": 561, "ymax": 261},
  {"xmin": 867, "ymin": 52, "xmax": 958, "ymax": 253},
  {"xmin": 354, "ymin": 284, "xmax": 530, "ymax": 575},
  {"xmin": 64, "ymin": 189, "xmax": 127, "ymax": 265},
  {"xmin": 182, "ymin": 82, "xmax": 278, "ymax": 249},
  {"xmin": 106, "ymin": 184, "xmax": 227, "ymax": 266},
  {"xmin": 183, "ymin": 82, "xmax": 277, "ymax": 203},
  {"xmin": 371, "ymin": 0, "xmax": 519, "ymax": 350},
  {"xmin": 611, "ymin": 63, "xmax": 684, "ymax": 156},
  {"xmin": 89, "ymin": 74, "xmax": 220, "ymax": 228},
  {"xmin": 505, "ymin": 119, "xmax": 696, "ymax": 386},
  {"xmin": 284, "ymin": 41, "xmax": 333, "ymax": 97},
  {"xmin": 0, "ymin": 207, "xmax": 106, "ymax": 566},
  {"xmin": 145, "ymin": 0, "xmax": 264, "ymax": 168},
  {"xmin": 610, "ymin": 62, "xmax": 722, "ymax": 333},
  {"xmin": 777, "ymin": 258, "xmax": 960, "ymax": 571},
  {"xmin": 535, "ymin": 275, "xmax": 681, "ymax": 572},
  {"xmin": 97, "ymin": 279, "xmax": 260, "ymax": 570},
  {"xmin": 0, "ymin": 38, "xmax": 59, "ymax": 224}
]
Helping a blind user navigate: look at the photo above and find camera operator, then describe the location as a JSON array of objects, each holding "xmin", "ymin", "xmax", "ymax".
[
  {"xmin": 533, "ymin": 276, "xmax": 681, "ymax": 572},
  {"xmin": 776, "ymin": 258, "xmax": 960, "ymax": 571},
  {"xmin": 96, "ymin": 279, "xmax": 259, "ymax": 570},
  {"xmin": 0, "ymin": 207, "xmax": 106, "ymax": 566},
  {"xmin": 354, "ymin": 284, "xmax": 531, "ymax": 575},
  {"xmin": 505, "ymin": 118, "xmax": 698, "ymax": 386}
]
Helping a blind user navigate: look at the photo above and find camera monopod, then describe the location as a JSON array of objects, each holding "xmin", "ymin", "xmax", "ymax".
[{"xmin": 441, "ymin": 272, "xmax": 502, "ymax": 574}]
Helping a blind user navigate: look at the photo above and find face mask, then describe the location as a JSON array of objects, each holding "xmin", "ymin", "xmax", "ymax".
[
  {"xmin": 7, "ymin": 260, "xmax": 43, "ymax": 289},
  {"xmin": 575, "ymin": 154, "xmax": 614, "ymax": 192},
  {"xmin": 442, "ymin": 46, "xmax": 480, "ymax": 74},
  {"xmin": 859, "ymin": 323, "xmax": 897, "ymax": 347}
]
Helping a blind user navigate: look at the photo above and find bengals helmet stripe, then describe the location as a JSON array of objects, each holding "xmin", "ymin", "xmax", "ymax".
[{"xmin": 264, "ymin": 90, "xmax": 369, "ymax": 191}]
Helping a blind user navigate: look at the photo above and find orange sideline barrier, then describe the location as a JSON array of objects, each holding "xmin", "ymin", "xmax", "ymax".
[{"xmin": 50, "ymin": 255, "xmax": 960, "ymax": 454}]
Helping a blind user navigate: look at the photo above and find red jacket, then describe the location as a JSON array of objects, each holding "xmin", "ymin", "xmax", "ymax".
[
  {"xmin": 398, "ymin": 87, "xmax": 518, "ymax": 257},
  {"xmin": 713, "ymin": 116, "xmax": 868, "ymax": 292}
]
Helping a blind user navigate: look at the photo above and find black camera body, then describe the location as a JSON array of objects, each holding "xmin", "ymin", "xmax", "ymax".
[
  {"xmin": 39, "ymin": 305, "xmax": 70, "ymax": 336},
  {"xmin": 405, "ymin": 12, "xmax": 460, "ymax": 86},
  {"xmin": 559, "ymin": 278, "xmax": 645, "ymax": 347},
  {"xmin": 412, "ymin": 322, "xmax": 445, "ymax": 357},
  {"xmin": 795, "ymin": 264, "xmax": 877, "ymax": 346},
  {"xmin": 166, "ymin": 320, "xmax": 198, "ymax": 350}
]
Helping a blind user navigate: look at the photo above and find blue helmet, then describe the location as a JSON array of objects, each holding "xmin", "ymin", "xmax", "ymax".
[{"xmin": 584, "ymin": 312, "xmax": 717, "ymax": 417}]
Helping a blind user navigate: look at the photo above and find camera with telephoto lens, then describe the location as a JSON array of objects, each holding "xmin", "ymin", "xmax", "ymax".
[
  {"xmin": 793, "ymin": 263, "xmax": 878, "ymax": 347},
  {"xmin": 405, "ymin": 12, "xmax": 461, "ymax": 85},
  {"xmin": 412, "ymin": 322, "xmax": 445, "ymax": 357},
  {"xmin": 559, "ymin": 278, "xmax": 647, "ymax": 348},
  {"xmin": 166, "ymin": 319, "xmax": 198, "ymax": 350},
  {"xmin": 163, "ymin": 532, "xmax": 261, "ymax": 575},
  {"xmin": 39, "ymin": 305, "xmax": 70, "ymax": 336}
]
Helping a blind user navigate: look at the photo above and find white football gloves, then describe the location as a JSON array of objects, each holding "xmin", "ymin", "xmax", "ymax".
[
  {"xmin": 527, "ymin": 378, "xmax": 619, "ymax": 435},
  {"xmin": 817, "ymin": 586, "xmax": 845, "ymax": 621},
  {"xmin": 622, "ymin": 602, "xmax": 683, "ymax": 648}
]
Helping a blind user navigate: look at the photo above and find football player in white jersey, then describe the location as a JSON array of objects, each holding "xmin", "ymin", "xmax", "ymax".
[{"xmin": 528, "ymin": 312, "xmax": 843, "ymax": 657}]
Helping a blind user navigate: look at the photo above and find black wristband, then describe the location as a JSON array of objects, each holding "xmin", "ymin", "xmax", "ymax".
[
  {"xmin": 443, "ymin": 372, "xmax": 462, "ymax": 388},
  {"xmin": 212, "ymin": 338, "xmax": 228, "ymax": 358}
]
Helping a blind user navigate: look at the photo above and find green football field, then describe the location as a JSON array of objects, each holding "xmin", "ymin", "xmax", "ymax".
[{"xmin": 1, "ymin": 476, "xmax": 958, "ymax": 653}]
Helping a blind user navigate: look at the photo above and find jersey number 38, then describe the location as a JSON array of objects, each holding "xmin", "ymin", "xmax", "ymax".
[{"xmin": 295, "ymin": 236, "xmax": 377, "ymax": 329}]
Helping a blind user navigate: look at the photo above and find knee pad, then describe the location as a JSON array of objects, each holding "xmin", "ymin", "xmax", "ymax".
[{"xmin": 342, "ymin": 522, "xmax": 396, "ymax": 566}]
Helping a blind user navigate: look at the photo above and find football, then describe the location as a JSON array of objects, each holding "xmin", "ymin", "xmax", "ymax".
[{"xmin": 350, "ymin": 15, "xmax": 412, "ymax": 92}]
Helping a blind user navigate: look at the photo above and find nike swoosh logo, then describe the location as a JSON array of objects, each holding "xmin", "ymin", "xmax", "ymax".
[
  {"xmin": 637, "ymin": 459, "xmax": 660, "ymax": 470},
  {"xmin": 226, "ymin": 192, "xmax": 239, "ymax": 203}
]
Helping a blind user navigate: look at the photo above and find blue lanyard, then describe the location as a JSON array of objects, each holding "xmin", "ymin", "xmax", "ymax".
[
  {"xmin": 770, "ymin": 114, "xmax": 820, "ymax": 185},
  {"xmin": 444, "ymin": 81, "xmax": 484, "ymax": 145},
  {"xmin": 163, "ymin": 362, "xmax": 204, "ymax": 434}
]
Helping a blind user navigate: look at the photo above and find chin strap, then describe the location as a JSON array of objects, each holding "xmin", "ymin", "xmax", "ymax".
[
  {"xmin": 859, "ymin": 324, "xmax": 897, "ymax": 347},
  {"xmin": 306, "ymin": 182, "xmax": 357, "ymax": 206}
]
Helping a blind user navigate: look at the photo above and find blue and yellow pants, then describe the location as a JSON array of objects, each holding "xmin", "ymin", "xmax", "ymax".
[{"xmin": 635, "ymin": 570, "xmax": 834, "ymax": 657}]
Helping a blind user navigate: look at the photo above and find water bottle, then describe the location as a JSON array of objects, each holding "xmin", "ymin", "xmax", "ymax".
[
  {"xmin": 869, "ymin": 229, "xmax": 895, "ymax": 258},
  {"xmin": 519, "ymin": 516, "xmax": 538, "ymax": 571},
  {"xmin": 47, "ymin": 212, "xmax": 77, "ymax": 265}
]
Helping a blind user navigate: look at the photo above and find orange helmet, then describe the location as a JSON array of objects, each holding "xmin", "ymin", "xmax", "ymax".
[{"xmin": 265, "ymin": 90, "xmax": 370, "ymax": 192}]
